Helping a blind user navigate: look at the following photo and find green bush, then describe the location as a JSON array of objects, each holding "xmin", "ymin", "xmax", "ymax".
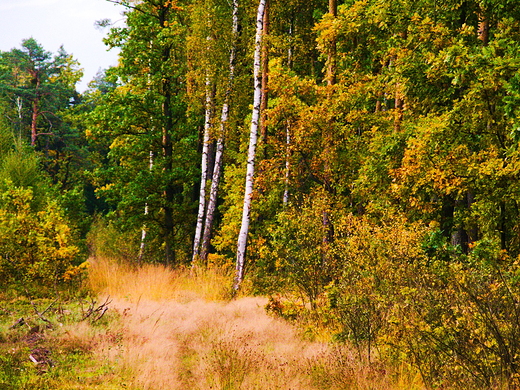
[
  {"xmin": 0, "ymin": 184, "xmax": 79, "ymax": 293},
  {"xmin": 328, "ymin": 215, "xmax": 520, "ymax": 389}
]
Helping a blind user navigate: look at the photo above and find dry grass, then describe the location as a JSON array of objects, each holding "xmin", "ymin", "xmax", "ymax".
[
  {"xmin": 86, "ymin": 257, "xmax": 234, "ymax": 302},
  {"xmin": 83, "ymin": 257, "xmax": 426, "ymax": 390}
]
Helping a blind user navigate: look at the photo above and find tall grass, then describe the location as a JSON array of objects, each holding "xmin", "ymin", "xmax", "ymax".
[
  {"xmin": 83, "ymin": 257, "xmax": 426, "ymax": 390},
  {"xmin": 87, "ymin": 257, "xmax": 234, "ymax": 302}
]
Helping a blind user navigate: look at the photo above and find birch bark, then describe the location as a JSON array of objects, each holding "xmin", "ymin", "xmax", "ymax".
[
  {"xmin": 234, "ymin": 0, "xmax": 266, "ymax": 291},
  {"xmin": 192, "ymin": 72, "xmax": 214, "ymax": 262},
  {"xmin": 138, "ymin": 151, "xmax": 154, "ymax": 264},
  {"xmin": 283, "ymin": 121, "xmax": 291, "ymax": 206}
]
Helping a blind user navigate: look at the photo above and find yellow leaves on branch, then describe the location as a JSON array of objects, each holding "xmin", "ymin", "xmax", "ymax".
[
  {"xmin": 393, "ymin": 115, "xmax": 471, "ymax": 198},
  {"xmin": 0, "ymin": 186, "xmax": 79, "ymax": 287}
]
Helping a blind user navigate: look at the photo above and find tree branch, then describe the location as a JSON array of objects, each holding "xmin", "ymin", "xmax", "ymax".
[{"xmin": 106, "ymin": 0, "xmax": 160, "ymax": 20}]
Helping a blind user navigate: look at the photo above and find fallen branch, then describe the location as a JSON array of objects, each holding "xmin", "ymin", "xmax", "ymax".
[
  {"xmin": 20, "ymin": 288, "xmax": 56, "ymax": 327},
  {"xmin": 29, "ymin": 298, "xmax": 56, "ymax": 327},
  {"xmin": 81, "ymin": 296, "xmax": 111, "ymax": 322},
  {"xmin": 9, "ymin": 317, "xmax": 25, "ymax": 329}
]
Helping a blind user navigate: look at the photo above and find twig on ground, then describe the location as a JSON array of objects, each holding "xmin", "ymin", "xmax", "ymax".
[{"xmin": 82, "ymin": 296, "xmax": 111, "ymax": 322}]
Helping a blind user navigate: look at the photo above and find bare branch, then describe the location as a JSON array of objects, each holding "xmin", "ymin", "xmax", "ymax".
[
  {"xmin": 106, "ymin": 0, "xmax": 159, "ymax": 20},
  {"xmin": 81, "ymin": 296, "xmax": 112, "ymax": 322}
]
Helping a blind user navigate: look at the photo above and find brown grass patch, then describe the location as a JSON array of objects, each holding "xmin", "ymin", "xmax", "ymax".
[{"xmin": 84, "ymin": 257, "xmax": 425, "ymax": 390}]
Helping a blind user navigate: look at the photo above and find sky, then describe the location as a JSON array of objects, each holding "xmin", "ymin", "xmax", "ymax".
[{"xmin": 0, "ymin": 0, "xmax": 126, "ymax": 92}]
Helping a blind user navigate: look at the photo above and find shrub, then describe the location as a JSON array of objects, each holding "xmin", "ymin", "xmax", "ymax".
[
  {"xmin": 329, "ymin": 215, "xmax": 520, "ymax": 389},
  {"xmin": 0, "ymin": 184, "xmax": 79, "ymax": 293}
]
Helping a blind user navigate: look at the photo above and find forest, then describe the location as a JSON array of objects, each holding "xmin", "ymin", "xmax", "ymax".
[{"xmin": 1, "ymin": 0, "xmax": 520, "ymax": 388}]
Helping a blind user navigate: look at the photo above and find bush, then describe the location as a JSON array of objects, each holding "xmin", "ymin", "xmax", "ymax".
[
  {"xmin": 0, "ymin": 184, "xmax": 79, "ymax": 293},
  {"xmin": 329, "ymin": 215, "xmax": 520, "ymax": 389},
  {"xmin": 270, "ymin": 195, "xmax": 343, "ymax": 309}
]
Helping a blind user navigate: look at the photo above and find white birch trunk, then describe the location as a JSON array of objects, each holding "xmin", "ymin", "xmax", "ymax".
[
  {"xmin": 200, "ymin": 0, "xmax": 239, "ymax": 262},
  {"xmin": 283, "ymin": 121, "xmax": 291, "ymax": 206},
  {"xmin": 192, "ymin": 73, "xmax": 214, "ymax": 262},
  {"xmin": 234, "ymin": 0, "xmax": 266, "ymax": 291},
  {"xmin": 138, "ymin": 151, "xmax": 154, "ymax": 264}
]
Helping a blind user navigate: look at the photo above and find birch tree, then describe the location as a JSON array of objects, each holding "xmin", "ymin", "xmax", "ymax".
[
  {"xmin": 199, "ymin": 0, "xmax": 240, "ymax": 263},
  {"xmin": 234, "ymin": 0, "xmax": 266, "ymax": 290},
  {"xmin": 192, "ymin": 47, "xmax": 216, "ymax": 263}
]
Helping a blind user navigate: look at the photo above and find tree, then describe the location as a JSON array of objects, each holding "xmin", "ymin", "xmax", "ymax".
[
  {"xmin": 198, "ymin": 0, "xmax": 241, "ymax": 263},
  {"xmin": 0, "ymin": 39, "xmax": 83, "ymax": 187},
  {"xmin": 234, "ymin": 0, "xmax": 267, "ymax": 290},
  {"xmin": 86, "ymin": 1, "xmax": 195, "ymax": 264}
]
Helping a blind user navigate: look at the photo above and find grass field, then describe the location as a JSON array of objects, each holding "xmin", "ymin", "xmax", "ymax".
[{"xmin": 0, "ymin": 258, "xmax": 425, "ymax": 390}]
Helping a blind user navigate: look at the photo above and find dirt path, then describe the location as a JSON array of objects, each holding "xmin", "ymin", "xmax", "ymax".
[{"xmin": 101, "ymin": 296, "xmax": 332, "ymax": 390}]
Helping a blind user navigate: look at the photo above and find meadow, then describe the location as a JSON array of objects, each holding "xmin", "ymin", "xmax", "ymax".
[{"xmin": 0, "ymin": 257, "xmax": 425, "ymax": 390}]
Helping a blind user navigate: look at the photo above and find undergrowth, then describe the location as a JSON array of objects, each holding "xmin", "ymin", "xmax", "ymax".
[
  {"xmin": 87, "ymin": 256, "xmax": 237, "ymax": 302},
  {"xmin": 82, "ymin": 257, "xmax": 427, "ymax": 390},
  {"xmin": 0, "ymin": 257, "xmax": 428, "ymax": 390},
  {"xmin": 0, "ymin": 292, "xmax": 128, "ymax": 389}
]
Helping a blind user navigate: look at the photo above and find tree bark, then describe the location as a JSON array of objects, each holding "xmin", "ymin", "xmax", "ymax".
[
  {"xmin": 283, "ymin": 121, "xmax": 291, "ymax": 206},
  {"xmin": 321, "ymin": 0, "xmax": 338, "ymax": 254},
  {"xmin": 163, "ymin": 88, "xmax": 175, "ymax": 266},
  {"xmin": 234, "ymin": 0, "xmax": 266, "ymax": 291},
  {"xmin": 260, "ymin": 0, "xmax": 270, "ymax": 144},
  {"xmin": 30, "ymin": 74, "xmax": 41, "ymax": 147},
  {"xmin": 192, "ymin": 72, "xmax": 215, "ymax": 262},
  {"xmin": 394, "ymin": 87, "xmax": 404, "ymax": 131},
  {"xmin": 138, "ymin": 151, "xmax": 154, "ymax": 265},
  {"xmin": 160, "ymin": 6, "xmax": 175, "ymax": 266},
  {"xmin": 478, "ymin": 10, "xmax": 489, "ymax": 46},
  {"xmin": 200, "ymin": 0, "xmax": 240, "ymax": 263},
  {"xmin": 327, "ymin": 0, "xmax": 337, "ymax": 86}
]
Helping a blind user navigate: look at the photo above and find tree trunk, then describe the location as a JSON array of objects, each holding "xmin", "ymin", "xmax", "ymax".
[
  {"xmin": 30, "ymin": 76, "xmax": 41, "ymax": 147},
  {"xmin": 192, "ymin": 73, "xmax": 215, "ymax": 262},
  {"xmin": 478, "ymin": 10, "xmax": 489, "ymax": 46},
  {"xmin": 234, "ymin": 0, "xmax": 266, "ymax": 291},
  {"xmin": 200, "ymin": 0, "xmax": 240, "ymax": 263},
  {"xmin": 138, "ymin": 151, "xmax": 154, "ymax": 265},
  {"xmin": 163, "ymin": 91, "xmax": 175, "ymax": 266},
  {"xmin": 283, "ymin": 120, "xmax": 291, "ymax": 206},
  {"xmin": 394, "ymin": 87, "xmax": 404, "ymax": 131},
  {"xmin": 321, "ymin": 0, "xmax": 338, "ymax": 256},
  {"xmin": 160, "ymin": 7, "xmax": 175, "ymax": 266},
  {"xmin": 500, "ymin": 201, "xmax": 507, "ymax": 250},
  {"xmin": 260, "ymin": 0, "xmax": 270, "ymax": 144},
  {"xmin": 394, "ymin": 32, "xmax": 407, "ymax": 132},
  {"xmin": 327, "ymin": 0, "xmax": 337, "ymax": 86}
]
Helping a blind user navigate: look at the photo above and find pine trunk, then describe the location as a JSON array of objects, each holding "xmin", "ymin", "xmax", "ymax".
[
  {"xmin": 234, "ymin": 0, "xmax": 266, "ymax": 291},
  {"xmin": 30, "ymin": 76, "xmax": 41, "ymax": 147},
  {"xmin": 478, "ymin": 11, "xmax": 489, "ymax": 45}
]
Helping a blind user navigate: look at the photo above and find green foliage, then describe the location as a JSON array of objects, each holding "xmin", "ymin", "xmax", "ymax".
[
  {"xmin": 0, "ymin": 184, "xmax": 79, "ymax": 293},
  {"xmin": 270, "ymin": 192, "xmax": 343, "ymax": 307},
  {"xmin": 86, "ymin": 216, "xmax": 140, "ymax": 262},
  {"xmin": 0, "ymin": 38, "xmax": 84, "ymax": 187},
  {"xmin": 84, "ymin": 1, "xmax": 197, "ymax": 264},
  {"xmin": 320, "ymin": 214, "xmax": 520, "ymax": 389}
]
